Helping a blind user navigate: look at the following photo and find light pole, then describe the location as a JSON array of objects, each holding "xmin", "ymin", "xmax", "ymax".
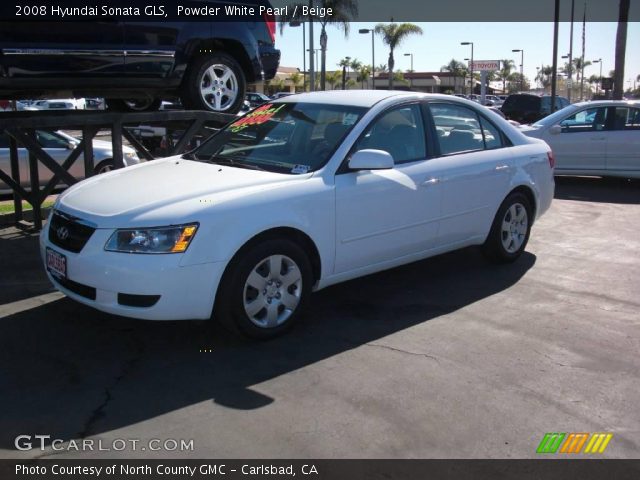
[
  {"xmin": 562, "ymin": 53, "xmax": 571, "ymax": 98},
  {"xmin": 592, "ymin": 58, "xmax": 602, "ymax": 95},
  {"xmin": 307, "ymin": 49, "xmax": 320, "ymax": 89},
  {"xmin": 464, "ymin": 58, "xmax": 470, "ymax": 94},
  {"xmin": 290, "ymin": 21, "xmax": 306, "ymax": 91},
  {"xmin": 512, "ymin": 49, "xmax": 524, "ymax": 92},
  {"xmin": 461, "ymin": 42, "xmax": 474, "ymax": 95},
  {"xmin": 404, "ymin": 53, "xmax": 414, "ymax": 90},
  {"xmin": 359, "ymin": 28, "xmax": 376, "ymax": 90}
]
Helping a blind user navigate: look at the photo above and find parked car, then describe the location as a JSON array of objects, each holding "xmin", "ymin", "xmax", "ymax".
[
  {"xmin": 0, "ymin": 1, "xmax": 280, "ymax": 114},
  {"xmin": 246, "ymin": 92, "xmax": 271, "ymax": 107},
  {"xmin": 485, "ymin": 95, "xmax": 502, "ymax": 106},
  {"xmin": 271, "ymin": 92, "xmax": 294, "ymax": 100},
  {"xmin": 40, "ymin": 91, "xmax": 554, "ymax": 338},
  {"xmin": 30, "ymin": 99, "xmax": 86, "ymax": 110},
  {"xmin": 521, "ymin": 100, "xmax": 640, "ymax": 178},
  {"xmin": 1, "ymin": 130, "xmax": 141, "ymax": 193},
  {"xmin": 501, "ymin": 94, "xmax": 569, "ymax": 124}
]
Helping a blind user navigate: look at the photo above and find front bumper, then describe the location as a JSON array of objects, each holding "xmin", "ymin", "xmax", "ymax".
[{"xmin": 40, "ymin": 225, "xmax": 226, "ymax": 320}]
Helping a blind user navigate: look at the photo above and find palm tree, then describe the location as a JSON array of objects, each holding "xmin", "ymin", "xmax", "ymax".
[
  {"xmin": 535, "ymin": 65, "xmax": 554, "ymax": 90},
  {"xmin": 325, "ymin": 71, "xmax": 342, "ymax": 90},
  {"xmin": 357, "ymin": 65, "xmax": 372, "ymax": 88},
  {"xmin": 338, "ymin": 57, "xmax": 352, "ymax": 89},
  {"xmin": 497, "ymin": 59, "xmax": 516, "ymax": 94},
  {"xmin": 614, "ymin": 0, "xmax": 630, "ymax": 99},
  {"xmin": 441, "ymin": 59, "xmax": 466, "ymax": 94},
  {"xmin": 318, "ymin": 0, "xmax": 358, "ymax": 90},
  {"xmin": 288, "ymin": 71, "xmax": 302, "ymax": 92},
  {"xmin": 375, "ymin": 21, "xmax": 423, "ymax": 90},
  {"xmin": 278, "ymin": 0, "xmax": 357, "ymax": 91}
]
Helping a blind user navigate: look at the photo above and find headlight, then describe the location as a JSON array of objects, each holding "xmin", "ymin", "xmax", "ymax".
[
  {"xmin": 124, "ymin": 151, "xmax": 139, "ymax": 161},
  {"xmin": 105, "ymin": 224, "xmax": 198, "ymax": 254}
]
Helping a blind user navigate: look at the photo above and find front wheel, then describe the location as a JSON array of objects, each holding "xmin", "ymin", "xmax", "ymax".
[
  {"xmin": 482, "ymin": 192, "xmax": 532, "ymax": 263},
  {"xmin": 214, "ymin": 238, "xmax": 312, "ymax": 339}
]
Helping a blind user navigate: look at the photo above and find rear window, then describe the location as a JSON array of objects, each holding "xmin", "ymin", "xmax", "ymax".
[{"xmin": 503, "ymin": 95, "xmax": 541, "ymax": 111}]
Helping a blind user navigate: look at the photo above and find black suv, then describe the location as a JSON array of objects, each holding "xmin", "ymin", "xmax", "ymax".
[
  {"xmin": 0, "ymin": 1, "xmax": 280, "ymax": 113},
  {"xmin": 501, "ymin": 94, "xmax": 570, "ymax": 124}
]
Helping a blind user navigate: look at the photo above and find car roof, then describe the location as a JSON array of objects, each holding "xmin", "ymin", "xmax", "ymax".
[
  {"xmin": 275, "ymin": 90, "xmax": 420, "ymax": 108},
  {"xmin": 570, "ymin": 99, "xmax": 640, "ymax": 108}
]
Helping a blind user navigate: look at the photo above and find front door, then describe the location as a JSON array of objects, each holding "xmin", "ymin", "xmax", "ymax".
[
  {"xmin": 334, "ymin": 104, "xmax": 442, "ymax": 274},
  {"xmin": 552, "ymin": 106, "xmax": 609, "ymax": 172}
]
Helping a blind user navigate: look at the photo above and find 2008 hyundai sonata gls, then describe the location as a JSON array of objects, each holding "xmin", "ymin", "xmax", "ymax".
[{"xmin": 41, "ymin": 91, "xmax": 554, "ymax": 338}]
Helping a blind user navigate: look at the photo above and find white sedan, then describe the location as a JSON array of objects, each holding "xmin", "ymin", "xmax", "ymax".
[
  {"xmin": 521, "ymin": 100, "xmax": 640, "ymax": 179},
  {"xmin": 40, "ymin": 91, "xmax": 554, "ymax": 338}
]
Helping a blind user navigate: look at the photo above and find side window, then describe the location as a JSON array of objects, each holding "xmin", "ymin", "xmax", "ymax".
[
  {"xmin": 612, "ymin": 107, "xmax": 640, "ymax": 131},
  {"xmin": 430, "ymin": 103, "xmax": 484, "ymax": 155},
  {"xmin": 479, "ymin": 116, "xmax": 504, "ymax": 149},
  {"xmin": 352, "ymin": 104, "xmax": 426, "ymax": 164},
  {"xmin": 559, "ymin": 107, "xmax": 606, "ymax": 133},
  {"xmin": 36, "ymin": 131, "xmax": 68, "ymax": 148}
]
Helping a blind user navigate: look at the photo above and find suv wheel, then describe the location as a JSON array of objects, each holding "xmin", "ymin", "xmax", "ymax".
[
  {"xmin": 181, "ymin": 53, "xmax": 246, "ymax": 113},
  {"xmin": 106, "ymin": 98, "xmax": 162, "ymax": 112}
]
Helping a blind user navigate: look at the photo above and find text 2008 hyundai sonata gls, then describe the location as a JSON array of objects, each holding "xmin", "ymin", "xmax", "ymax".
[{"xmin": 41, "ymin": 91, "xmax": 554, "ymax": 338}]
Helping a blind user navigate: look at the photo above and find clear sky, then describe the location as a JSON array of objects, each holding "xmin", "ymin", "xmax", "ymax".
[{"xmin": 276, "ymin": 22, "xmax": 640, "ymax": 89}]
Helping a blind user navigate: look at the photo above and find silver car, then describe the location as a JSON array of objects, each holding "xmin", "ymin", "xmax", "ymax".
[{"xmin": 0, "ymin": 130, "xmax": 141, "ymax": 194}]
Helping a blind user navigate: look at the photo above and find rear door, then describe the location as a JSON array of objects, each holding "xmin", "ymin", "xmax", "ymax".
[
  {"xmin": 427, "ymin": 102, "xmax": 513, "ymax": 246},
  {"xmin": 551, "ymin": 106, "xmax": 608, "ymax": 172},
  {"xmin": 605, "ymin": 106, "xmax": 640, "ymax": 174},
  {"xmin": 0, "ymin": 22, "xmax": 125, "ymax": 78}
]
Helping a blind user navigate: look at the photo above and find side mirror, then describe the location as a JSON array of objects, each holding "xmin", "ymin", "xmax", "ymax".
[
  {"xmin": 348, "ymin": 149, "xmax": 394, "ymax": 170},
  {"xmin": 549, "ymin": 125, "xmax": 562, "ymax": 135}
]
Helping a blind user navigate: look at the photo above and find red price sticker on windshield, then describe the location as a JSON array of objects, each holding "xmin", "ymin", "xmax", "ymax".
[{"xmin": 230, "ymin": 103, "xmax": 285, "ymax": 132}]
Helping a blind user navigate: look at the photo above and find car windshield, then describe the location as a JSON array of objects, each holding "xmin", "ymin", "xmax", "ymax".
[
  {"xmin": 185, "ymin": 102, "xmax": 366, "ymax": 174},
  {"xmin": 532, "ymin": 105, "xmax": 580, "ymax": 127}
]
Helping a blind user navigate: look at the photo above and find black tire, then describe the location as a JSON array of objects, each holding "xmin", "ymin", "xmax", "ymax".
[
  {"xmin": 482, "ymin": 192, "xmax": 532, "ymax": 263},
  {"xmin": 93, "ymin": 159, "xmax": 115, "ymax": 175},
  {"xmin": 214, "ymin": 238, "xmax": 312, "ymax": 339},
  {"xmin": 181, "ymin": 52, "xmax": 246, "ymax": 113},
  {"xmin": 105, "ymin": 98, "xmax": 162, "ymax": 112}
]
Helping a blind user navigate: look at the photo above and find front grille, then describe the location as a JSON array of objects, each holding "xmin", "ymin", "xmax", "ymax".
[
  {"xmin": 52, "ymin": 276, "xmax": 96, "ymax": 301},
  {"xmin": 48, "ymin": 211, "xmax": 95, "ymax": 253}
]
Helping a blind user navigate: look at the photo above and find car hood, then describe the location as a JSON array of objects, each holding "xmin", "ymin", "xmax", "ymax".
[{"xmin": 56, "ymin": 156, "xmax": 310, "ymax": 228}]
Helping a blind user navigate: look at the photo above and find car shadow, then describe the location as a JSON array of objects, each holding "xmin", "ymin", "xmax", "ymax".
[
  {"xmin": 0, "ymin": 236, "xmax": 535, "ymax": 449},
  {"xmin": 554, "ymin": 175, "xmax": 640, "ymax": 205}
]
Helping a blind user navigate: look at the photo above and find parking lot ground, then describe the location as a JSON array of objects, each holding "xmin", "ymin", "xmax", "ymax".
[{"xmin": 0, "ymin": 177, "xmax": 639, "ymax": 459}]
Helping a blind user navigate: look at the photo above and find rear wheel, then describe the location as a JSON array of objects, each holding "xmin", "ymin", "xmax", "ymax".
[
  {"xmin": 214, "ymin": 238, "xmax": 312, "ymax": 339},
  {"xmin": 181, "ymin": 52, "xmax": 246, "ymax": 113},
  {"xmin": 482, "ymin": 192, "xmax": 532, "ymax": 263}
]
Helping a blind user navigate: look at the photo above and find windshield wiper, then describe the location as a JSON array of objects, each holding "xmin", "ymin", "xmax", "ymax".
[{"xmin": 210, "ymin": 157, "xmax": 267, "ymax": 171}]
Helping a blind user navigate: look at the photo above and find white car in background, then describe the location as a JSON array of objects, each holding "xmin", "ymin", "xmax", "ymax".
[
  {"xmin": 521, "ymin": 100, "xmax": 640, "ymax": 178},
  {"xmin": 1, "ymin": 130, "xmax": 141, "ymax": 193},
  {"xmin": 41, "ymin": 91, "xmax": 554, "ymax": 338}
]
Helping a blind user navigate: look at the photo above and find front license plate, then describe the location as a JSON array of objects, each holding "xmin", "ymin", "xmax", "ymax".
[{"xmin": 46, "ymin": 247, "xmax": 67, "ymax": 280}]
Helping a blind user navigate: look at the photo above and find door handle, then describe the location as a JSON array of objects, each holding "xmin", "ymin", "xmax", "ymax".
[
  {"xmin": 421, "ymin": 177, "xmax": 440, "ymax": 186},
  {"xmin": 495, "ymin": 164, "xmax": 509, "ymax": 171}
]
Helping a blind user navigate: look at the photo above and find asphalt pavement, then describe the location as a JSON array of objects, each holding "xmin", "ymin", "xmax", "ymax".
[{"xmin": 0, "ymin": 176, "xmax": 638, "ymax": 459}]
